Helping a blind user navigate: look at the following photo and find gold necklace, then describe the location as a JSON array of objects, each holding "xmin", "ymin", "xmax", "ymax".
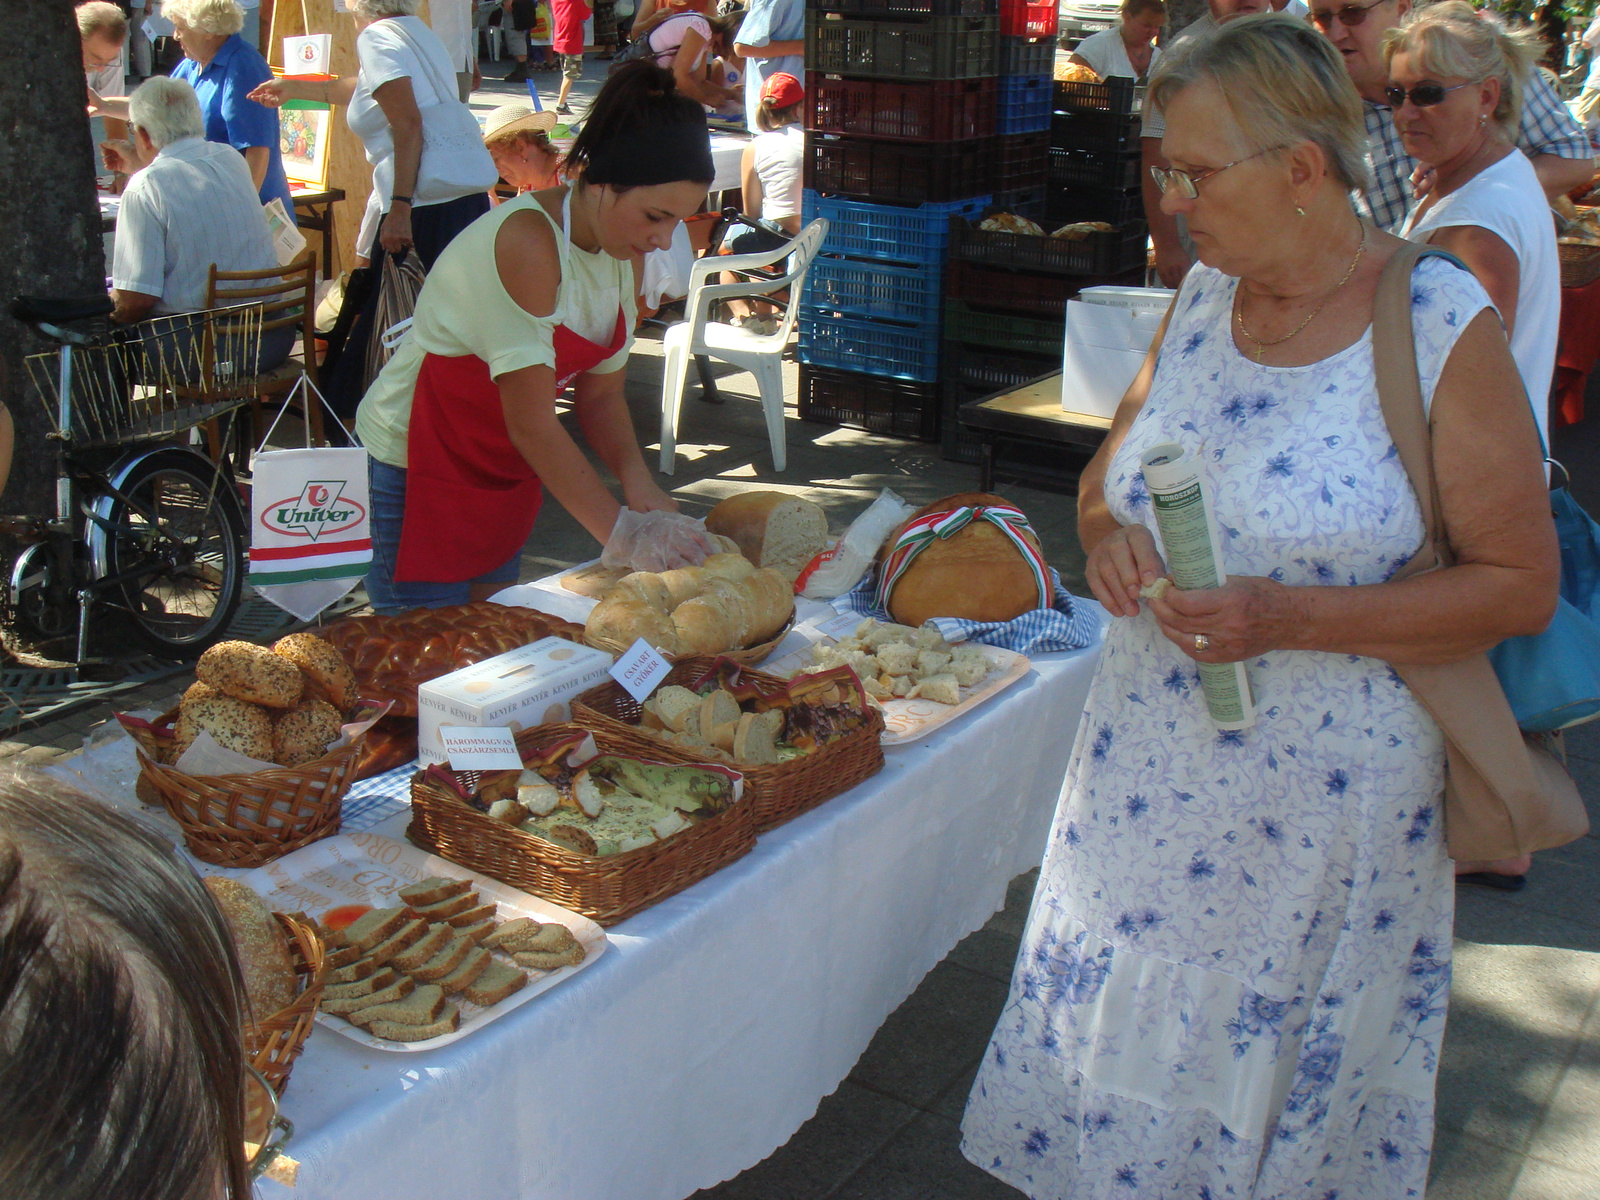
[{"xmin": 1235, "ymin": 224, "xmax": 1368, "ymax": 363}]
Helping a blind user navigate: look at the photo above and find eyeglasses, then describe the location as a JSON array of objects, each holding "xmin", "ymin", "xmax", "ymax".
[
  {"xmin": 1148, "ymin": 146, "xmax": 1283, "ymax": 200},
  {"xmin": 244, "ymin": 1063, "xmax": 295, "ymax": 1182},
  {"xmin": 1309, "ymin": 0, "xmax": 1391, "ymax": 28},
  {"xmin": 1383, "ymin": 81, "xmax": 1473, "ymax": 108}
]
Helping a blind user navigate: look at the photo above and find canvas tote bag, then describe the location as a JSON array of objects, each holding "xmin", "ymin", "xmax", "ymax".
[
  {"xmin": 382, "ymin": 20, "xmax": 497, "ymax": 204},
  {"xmin": 1371, "ymin": 241, "xmax": 1589, "ymax": 861}
]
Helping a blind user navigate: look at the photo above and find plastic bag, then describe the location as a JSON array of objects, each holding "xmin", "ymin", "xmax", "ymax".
[
  {"xmin": 601, "ymin": 509, "xmax": 720, "ymax": 573},
  {"xmin": 797, "ymin": 489, "xmax": 915, "ymax": 599}
]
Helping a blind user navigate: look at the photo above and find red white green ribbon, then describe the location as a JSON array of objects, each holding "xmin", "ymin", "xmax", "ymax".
[{"xmin": 875, "ymin": 502, "xmax": 1052, "ymax": 616}]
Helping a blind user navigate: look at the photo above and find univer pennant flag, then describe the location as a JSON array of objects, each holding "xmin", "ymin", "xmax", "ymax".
[{"xmin": 250, "ymin": 446, "xmax": 373, "ymax": 620}]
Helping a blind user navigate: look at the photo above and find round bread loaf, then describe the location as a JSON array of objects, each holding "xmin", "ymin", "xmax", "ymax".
[
  {"xmin": 882, "ymin": 493, "xmax": 1047, "ymax": 627},
  {"xmin": 173, "ymin": 696, "xmax": 275, "ymax": 762},
  {"xmin": 202, "ymin": 877, "xmax": 298, "ymax": 1018},
  {"xmin": 272, "ymin": 698, "xmax": 345, "ymax": 767},
  {"xmin": 272, "ymin": 632, "xmax": 358, "ymax": 712},
  {"xmin": 183, "ymin": 680, "xmax": 220, "ymax": 705},
  {"xmin": 197, "ymin": 641, "xmax": 304, "ymax": 709},
  {"xmin": 704, "ymin": 493, "xmax": 828, "ymax": 582},
  {"xmin": 587, "ymin": 596, "xmax": 684, "ymax": 655},
  {"xmin": 584, "ymin": 557, "xmax": 794, "ymax": 657}
]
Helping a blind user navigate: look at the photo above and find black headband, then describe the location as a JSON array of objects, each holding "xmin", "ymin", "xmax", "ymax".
[{"xmin": 583, "ymin": 120, "xmax": 715, "ymax": 188}]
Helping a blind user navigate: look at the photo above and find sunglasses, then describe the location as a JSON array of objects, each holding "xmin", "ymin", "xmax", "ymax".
[
  {"xmin": 1383, "ymin": 81, "xmax": 1473, "ymax": 108},
  {"xmin": 1309, "ymin": 0, "xmax": 1390, "ymax": 28},
  {"xmin": 1148, "ymin": 146, "xmax": 1284, "ymax": 200}
]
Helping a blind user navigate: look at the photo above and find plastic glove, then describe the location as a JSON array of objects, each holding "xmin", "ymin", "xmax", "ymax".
[{"xmin": 601, "ymin": 509, "xmax": 720, "ymax": 573}]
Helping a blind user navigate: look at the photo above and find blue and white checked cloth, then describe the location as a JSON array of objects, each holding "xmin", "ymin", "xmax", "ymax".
[
  {"xmin": 835, "ymin": 567, "xmax": 1101, "ymax": 655},
  {"xmin": 341, "ymin": 763, "xmax": 416, "ymax": 832}
]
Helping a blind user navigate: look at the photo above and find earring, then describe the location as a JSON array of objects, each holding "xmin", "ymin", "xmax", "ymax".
[{"xmin": 1296, "ymin": 204, "xmax": 1306, "ymax": 217}]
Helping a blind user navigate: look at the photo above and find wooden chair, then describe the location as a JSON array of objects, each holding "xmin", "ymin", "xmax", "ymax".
[{"xmin": 205, "ymin": 250, "xmax": 323, "ymax": 455}]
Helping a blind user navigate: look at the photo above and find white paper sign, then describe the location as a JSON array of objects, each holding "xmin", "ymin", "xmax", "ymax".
[
  {"xmin": 817, "ymin": 610, "xmax": 864, "ymax": 641},
  {"xmin": 440, "ymin": 726, "xmax": 524, "ymax": 772},
  {"xmin": 283, "ymin": 33, "xmax": 332, "ymax": 75},
  {"xmin": 608, "ymin": 638, "xmax": 672, "ymax": 703}
]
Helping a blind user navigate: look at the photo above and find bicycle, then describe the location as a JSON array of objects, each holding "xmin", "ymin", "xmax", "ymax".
[{"xmin": 7, "ymin": 294, "xmax": 257, "ymax": 663}]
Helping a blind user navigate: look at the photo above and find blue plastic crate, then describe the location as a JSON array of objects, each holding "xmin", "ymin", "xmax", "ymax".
[
  {"xmin": 802, "ymin": 192, "xmax": 991, "ymax": 266},
  {"xmin": 995, "ymin": 74, "xmax": 1051, "ymax": 135},
  {"xmin": 802, "ymin": 255, "xmax": 945, "ymax": 326},
  {"xmin": 798, "ymin": 310, "xmax": 943, "ymax": 382}
]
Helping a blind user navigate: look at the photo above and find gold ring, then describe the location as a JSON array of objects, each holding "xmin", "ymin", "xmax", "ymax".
[{"xmin": 1194, "ymin": 634, "xmax": 1211, "ymax": 653}]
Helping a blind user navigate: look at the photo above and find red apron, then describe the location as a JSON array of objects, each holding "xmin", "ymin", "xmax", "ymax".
[
  {"xmin": 394, "ymin": 310, "xmax": 628, "ymax": 582},
  {"xmin": 551, "ymin": 0, "xmax": 592, "ymax": 55}
]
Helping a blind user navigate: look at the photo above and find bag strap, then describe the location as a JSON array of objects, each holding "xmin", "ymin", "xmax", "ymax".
[{"xmin": 381, "ymin": 17, "xmax": 456, "ymax": 109}]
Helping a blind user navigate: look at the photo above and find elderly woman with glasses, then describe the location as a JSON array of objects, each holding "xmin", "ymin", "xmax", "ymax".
[{"xmin": 960, "ymin": 15, "xmax": 1556, "ymax": 1199}]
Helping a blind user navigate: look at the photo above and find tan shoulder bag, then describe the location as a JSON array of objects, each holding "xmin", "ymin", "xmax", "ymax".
[{"xmin": 1372, "ymin": 240, "xmax": 1588, "ymax": 861}]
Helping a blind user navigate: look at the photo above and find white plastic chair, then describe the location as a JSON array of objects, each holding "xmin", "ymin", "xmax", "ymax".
[{"xmin": 658, "ymin": 218, "xmax": 830, "ymax": 475}]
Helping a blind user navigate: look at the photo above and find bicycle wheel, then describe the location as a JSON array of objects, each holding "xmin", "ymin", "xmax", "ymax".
[{"xmin": 92, "ymin": 448, "xmax": 246, "ymax": 658}]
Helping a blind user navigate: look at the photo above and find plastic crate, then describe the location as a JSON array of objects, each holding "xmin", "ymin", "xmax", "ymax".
[
  {"xmin": 998, "ymin": 0, "xmax": 1057, "ymax": 37},
  {"xmin": 1046, "ymin": 183, "xmax": 1144, "ymax": 227},
  {"xmin": 807, "ymin": 0, "xmax": 997, "ymax": 20},
  {"xmin": 1050, "ymin": 109, "xmax": 1141, "ymax": 153},
  {"xmin": 1048, "ymin": 146, "xmax": 1142, "ymax": 190},
  {"xmin": 950, "ymin": 215, "xmax": 1149, "ymax": 275},
  {"xmin": 996, "ymin": 74, "xmax": 1052, "ymax": 135},
  {"xmin": 803, "ymin": 191, "xmax": 991, "ymax": 264},
  {"xmin": 999, "ymin": 35, "xmax": 1053, "ymax": 76},
  {"xmin": 799, "ymin": 364, "xmax": 942, "ymax": 441},
  {"xmin": 945, "ymin": 259, "xmax": 1078, "ymax": 318},
  {"xmin": 798, "ymin": 310, "xmax": 943, "ymax": 381},
  {"xmin": 807, "ymin": 13, "xmax": 998, "ymax": 81},
  {"xmin": 1053, "ymin": 75, "xmax": 1141, "ymax": 116},
  {"xmin": 991, "ymin": 185, "xmax": 1045, "ymax": 217},
  {"xmin": 804, "ymin": 134, "xmax": 990, "ymax": 204},
  {"xmin": 939, "ymin": 344, "xmax": 1059, "ymax": 462},
  {"xmin": 807, "ymin": 74, "xmax": 998, "ymax": 142},
  {"xmin": 991, "ymin": 131, "xmax": 1048, "ymax": 193},
  {"xmin": 944, "ymin": 298, "xmax": 1063, "ymax": 356},
  {"xmin": 803, "ymin": 255, "xmax": 945, "ymax": 326}
]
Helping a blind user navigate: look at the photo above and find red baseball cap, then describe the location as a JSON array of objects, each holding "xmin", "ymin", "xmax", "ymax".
[{"xmin": 760, "ymin": 72, "xmax": 805, "ymax": 108}]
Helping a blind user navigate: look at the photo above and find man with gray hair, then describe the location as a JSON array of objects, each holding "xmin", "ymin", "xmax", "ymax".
[{"xmin": 103, "ymin": 77, "xmax": 278, "ymax": 326}]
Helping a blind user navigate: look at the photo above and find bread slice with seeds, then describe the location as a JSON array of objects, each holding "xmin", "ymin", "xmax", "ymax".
[
  {"xmin": 364, "ymin": 1008, "xmax": 461, "ymax": 1041},
  {"xmin": 460, "ymin": 960, "xmax": 527, "ymax": 1007},
  {"xmin": 348, "ymin": 983, "xmax": 445, "ymax": 1028},
  {"xmin": 322, "ymin": 974, "xmax": 414, "ymax": 1015}
]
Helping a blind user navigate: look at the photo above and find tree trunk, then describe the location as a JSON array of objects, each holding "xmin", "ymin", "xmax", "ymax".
[
  {"xmin": 1166, "ymin": 0, "xmax": 1211, "ymax": 38},
  {"xmin": 0, "ymin": 1, "xmax": 108, "ymax": 525}
]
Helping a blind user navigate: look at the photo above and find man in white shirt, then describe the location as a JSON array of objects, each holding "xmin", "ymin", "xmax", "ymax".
[
  {"xmin": 105, "ymin": 77, "xmax": 278, "ymax": 325},
  {"xmin": 430, "ymin": 0, "xmax": 483, "ymax": 101},
  {"xmin": 79, "ymin": 1, "xmax": 130, "ymax": 131}
]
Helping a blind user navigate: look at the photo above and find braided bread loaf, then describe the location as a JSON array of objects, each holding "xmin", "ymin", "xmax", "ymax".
[{"xmin": 584, "ymin": 553, "xmax": 794, "ymax": 657}]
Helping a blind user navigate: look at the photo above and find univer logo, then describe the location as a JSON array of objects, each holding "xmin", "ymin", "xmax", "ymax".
[{"xmin": 261, "ymin": 480, "xmax": 366, "ymax": 543}]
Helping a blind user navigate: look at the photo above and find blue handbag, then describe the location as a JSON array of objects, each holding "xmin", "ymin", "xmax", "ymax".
[{"xmin": 1487, "ymin": 470, "xmax": 1600, "ymax": 732}]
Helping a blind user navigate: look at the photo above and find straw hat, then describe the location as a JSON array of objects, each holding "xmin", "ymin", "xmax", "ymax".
[{"xmin": 483, "ymin": 102, "xmax": 558, "ymax": 143}]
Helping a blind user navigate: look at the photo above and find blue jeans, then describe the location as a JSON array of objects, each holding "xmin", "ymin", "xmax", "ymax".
[{"xmin": 365, "ymin": 458, "xmax": 521, "ymax": 614}]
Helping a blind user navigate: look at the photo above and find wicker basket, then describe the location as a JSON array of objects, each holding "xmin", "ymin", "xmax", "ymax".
[
  {"xmin": 572, "ymin": 658, "xmax": 886, "ymax": 834},
  {"xmin": 117, "ymin": 709, "xmax": 371, "ymax": 868},
  {"xmin": 583, "ymin": 615, "xmax": 796, "ymax": 668},
  {"xmin": 245, "ymin": 911, "xmax": 327, "ymax": 1097},
  {"xmin": 1560, "ymin": 239, "xmax": 1600, "ymax": 289},
  {"xmin": 407, "ymin": 723, "xmax": 758, "ymax": 925}
]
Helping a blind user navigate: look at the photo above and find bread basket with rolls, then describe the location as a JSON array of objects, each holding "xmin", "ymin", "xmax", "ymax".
[
  {"xmin": 573, "ymin": 658, "xmax": 885, "ymax": 833},
  {"xmin": 407, "ymin": 723, "xmax": 758, "ymax": 925},
  {"xmin": 583, "ymin": 552, "xmax": 797, "ymax": 663}
]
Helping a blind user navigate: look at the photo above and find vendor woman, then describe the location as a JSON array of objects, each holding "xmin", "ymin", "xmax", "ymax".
[{"xmin": 354, "ymin": 62, "xmax": 716, "ymax": 614}]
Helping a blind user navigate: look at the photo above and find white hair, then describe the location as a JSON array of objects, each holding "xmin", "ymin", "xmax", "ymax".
[
  {"xmin": 128, "ymin": 77, "xmax": 208, "ymax": 149},
  {"xmin": 162, "ymin": 0, "xmax": 245, "ymax": 36},
  {"xmin": 348, "ymin": 0, "xmax": 423, "ymax": 17}
]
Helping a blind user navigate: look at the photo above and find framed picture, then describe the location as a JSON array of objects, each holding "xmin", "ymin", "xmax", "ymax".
[{"xmin": 280, "ymin": 104, "xmax": 332, "ymax": 190}]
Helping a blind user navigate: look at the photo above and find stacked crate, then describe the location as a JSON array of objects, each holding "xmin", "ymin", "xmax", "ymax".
[
  {"xmin": 796, "ymin": 0, "xmax": 1001, "ymax": 440},
  {"xmin": 991, "ymin": 4, "xmax": 1056, "ymax": 217}
]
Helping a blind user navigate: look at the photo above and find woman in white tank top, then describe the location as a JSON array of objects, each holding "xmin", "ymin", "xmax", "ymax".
[{"xmin": 722, "ymin": 71, "xmax": 804, "ymax": 332}]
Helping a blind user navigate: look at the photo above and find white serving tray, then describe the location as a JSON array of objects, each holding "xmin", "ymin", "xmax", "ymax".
[
  {"xmin": 240, "ymin": 832, "xmax": 607, "ymax": 1053},
  {"xmin": 767, "ymin": 642, "xmax": 1032, "ymax": 746}
]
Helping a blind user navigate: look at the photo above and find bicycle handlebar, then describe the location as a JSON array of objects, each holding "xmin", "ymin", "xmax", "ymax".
[{"xmin": 11, "ymin": 295, "xmax": 114, "ymax": 345}]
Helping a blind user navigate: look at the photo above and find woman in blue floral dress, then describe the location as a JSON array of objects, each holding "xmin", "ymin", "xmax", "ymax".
[{"xmin": 961, "ymin": 16, "xmax": 1558, "ymax": 1199}]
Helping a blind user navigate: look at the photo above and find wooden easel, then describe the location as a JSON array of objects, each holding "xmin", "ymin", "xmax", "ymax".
[{"xmin": 266, "ymin": 0, "xmax": 435, "ymax": 274}]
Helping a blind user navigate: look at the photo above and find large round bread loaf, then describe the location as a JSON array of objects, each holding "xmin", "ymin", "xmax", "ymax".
[
  {"xmin": 203, "ymin": 877, "xmax": 298, "ymax": 1019},
  {"xmin": 584, "ymin": 557, "xmax": 794, "ymax": 657},
  {"xmin": 883, "ymin": 493, "xmax": 1046, "ymax": 627},
  {"xmin": 704, "ymin": 493, "xmax": 828, "ymax": 583}
]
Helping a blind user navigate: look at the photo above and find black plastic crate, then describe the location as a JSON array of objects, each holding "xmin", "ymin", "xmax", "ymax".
[
  {"xmin": 805, "ymin": 133, "xmax": 991, "ymax": 203},
  {"xmin": 939, "ymin": 344, "xmax": 1059, "ymax": 462},
  {"xmin": 1048, "ymin": 146, "xmax": 1142, "ymax": 190},
  {"xmin": 808, "ymin": 74, "xmax": 999, "ymax": 142},
  {"xmin": 991, "ymin": 185, "xmax": 1046, "ymax": 218},
  {"xmin": 799, "ymin": 363, "xmax": 942, "ymax": 441},
  {"xmin": 807, "ymin": 0, "xmax": 997, "ymax": 20},
  {"xmin": 999, "ymin": 35, "xmax": 1053, "ymax": 76},
  {"xmin": 1045, "ymin": 183, "xmax": 1145, "ymax": 227},
  {"xmin": 807, "ymin": 13, "xmax": 999, "ymax": 80},
  {"xmin": 1050, "ymin": 108, "xmax": 1142, "ymax": 152},
  {"xmin": 949, "ymin": 215, "xmax": 1149, "ymax": 276},
  {"xmin": 1053, "ymin": 74, "xmax": 1140, "ymax": 116},
  {"xmin": 946, "ymin": 258, "xmax": 1079, "ymax": 318},
  {"xmin": 944, "ymin": 298, "xmax": 1064, "ymax": 356},
  {"xmin": 991, "ymin": 131, "xmax": 1048, "ymax": 193}
]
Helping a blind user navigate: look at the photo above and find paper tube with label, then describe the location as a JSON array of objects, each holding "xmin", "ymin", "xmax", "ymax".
[{"xmin": 1140, "ymin": 442, "xmax": 1256, "ymax": 730}]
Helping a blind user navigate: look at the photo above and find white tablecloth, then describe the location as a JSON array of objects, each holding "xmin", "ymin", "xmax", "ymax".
[
  {"xmin": 710, "ymin": 132, "xmax": 747, "ymax": 197},
  {"xmin": 249, "ymin": 630, "xmax": 1103, "ymax": 1199}
]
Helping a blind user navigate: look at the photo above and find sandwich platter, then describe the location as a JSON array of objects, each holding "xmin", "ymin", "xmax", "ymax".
[
  {"xmin": 767, "ymin": 641, "xmax": 1031, "ymax": 747},
  {"xmin": 240, "ymin": 832, "xmax": 607, "ymax": 1052}
]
